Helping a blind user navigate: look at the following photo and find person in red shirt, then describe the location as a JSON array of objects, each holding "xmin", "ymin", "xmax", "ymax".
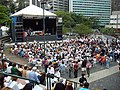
[
  {"xmin": 101, "ymin": 56, "xmax": 105, "ymax": 65},
  {"xmin": 74, "ymin": 62, "xmax": 79, "ymax": 78}
]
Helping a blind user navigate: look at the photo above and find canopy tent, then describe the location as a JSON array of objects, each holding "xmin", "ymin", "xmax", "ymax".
[{"xmin": 11, "ymin": 5, "xmax": 56, "ymax": 17}]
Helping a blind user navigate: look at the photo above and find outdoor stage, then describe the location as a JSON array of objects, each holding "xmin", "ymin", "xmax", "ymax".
[{"xmin": 23, "ymin": 35, "xmax": 57, "ymax": 42}]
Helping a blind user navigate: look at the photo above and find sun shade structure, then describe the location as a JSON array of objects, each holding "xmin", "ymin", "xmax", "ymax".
[{"xmin": 11, "ymin": 5, "xmax": 56, "ymax": 17}]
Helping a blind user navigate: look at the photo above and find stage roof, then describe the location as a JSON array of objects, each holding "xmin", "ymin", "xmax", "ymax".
[{"xmin": 11, "ymin": 5, "xmax": 56, "ymax": 17}]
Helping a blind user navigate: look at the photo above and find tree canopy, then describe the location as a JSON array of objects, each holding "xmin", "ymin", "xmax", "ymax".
[
  {"xmin": 101, "ymin": 27, "xmax": 115, "ymax": 35},
  {"xmin": 0, "ymin": 5, "xmax": 11, "ymax": 25},
  {"xmin": 56, "ymin": 11, "xmax": 98, "ymax": 34},
  {"xmin": 74, "ymin": 24, "xmax": 93, "ymax": 34}
]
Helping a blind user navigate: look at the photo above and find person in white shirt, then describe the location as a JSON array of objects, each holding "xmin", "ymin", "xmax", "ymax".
[
  {"xmin": 47, "ymin": 65, "xmax": 55, "ymax": 74},
  {"xmin": 47, "ymin": 65, "xmax": 55, "ymax": 88},
  {"xmin": 54, "ymin": 68, "xmax": 60, "ymax": 83},
  {"xmin": 6, "ymin": 62, "xmax": 12, "ymax": 74}
]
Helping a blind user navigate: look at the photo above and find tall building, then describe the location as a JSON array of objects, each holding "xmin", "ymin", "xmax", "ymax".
[
  {"xmin": 69, "ymin": 0, "xmax": 111, "ymax": 26},
  {"xmin": 32, "ymin": 0, "xmax": 40, "ymax": 6},
  {"xmin": 47, "ymin": 0, "xmax": 69, "ymax": 13},
  {"xmin": 106, "ymin": 11, "xmax": 120, "ymax": 31},
  {"xmin": 112, "ymin": 0, "xmax": 120, "ymax": 11}
]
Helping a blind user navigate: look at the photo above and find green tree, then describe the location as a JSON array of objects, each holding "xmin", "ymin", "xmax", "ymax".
[
  {"xmin": 56, "ymin": 11, "xmax": 76, "ymax": 34},
  {"xmin": 74, "ymin": 24, "xmax": 93, "ymax": 34},
  {"xmin": 101, "ymin": 27, "xmax": 115, "ymax": 35},
  {"xmin": 56, "ymin": 11, "xmax": 99, "ymax": 34},
  {"xmin": 62, "ymin": 27, "xmax": 69, "ymax": 34},
  {"xmin": 0, "ymin": 0, "xmax": 16, "ymax": 13},
  {"xmin": 56, "ymin": 11, "xmax": 75, "ymax": 28},
  {"xmin": 88, "ymin": 16, "xmax": 100, "ymax": 28},
  {"xmin": 70, "ymin": 13, "xmax": 82, "ymax": 24},
  {"xmin": 0, "ymin": 5, "xmax": 11, "ymax": 25}
]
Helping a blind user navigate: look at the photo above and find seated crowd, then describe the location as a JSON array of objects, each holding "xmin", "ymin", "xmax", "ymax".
[{"xmin": 10, "ymin": 36, "xmax": 120, "ymax": 74}]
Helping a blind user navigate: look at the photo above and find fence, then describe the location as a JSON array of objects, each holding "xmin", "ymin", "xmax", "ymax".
[{"xmin": 0, "ymin": 36, "xmax": 11, "ymax": 43}]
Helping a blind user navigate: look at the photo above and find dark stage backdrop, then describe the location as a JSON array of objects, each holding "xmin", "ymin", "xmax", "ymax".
[{"xmin": 23, "ymin": 17, "xmax": 56, "ymax": 35}]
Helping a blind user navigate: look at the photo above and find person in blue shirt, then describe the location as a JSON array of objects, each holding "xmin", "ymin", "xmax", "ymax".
[
  {"xmin": 29, "ymin": 67, "xmax": 40, "ymax": 84},
  {"xmin": 79, "ymin": 82, "xmax": 89, "ymax": 90}
]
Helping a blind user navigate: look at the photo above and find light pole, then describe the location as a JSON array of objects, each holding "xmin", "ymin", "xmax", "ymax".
[{"xmin": 38, "ymin": 0, "xmax": 47, "ymax": 63}]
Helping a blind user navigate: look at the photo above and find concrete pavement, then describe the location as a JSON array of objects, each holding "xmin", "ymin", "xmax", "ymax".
[{"xmin": 69, "ymin": 65, "xmax": 119, "ymax": 83}]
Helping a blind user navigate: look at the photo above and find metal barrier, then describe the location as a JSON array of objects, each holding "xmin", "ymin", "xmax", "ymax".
[{"xmin": 0, "ymin": 36, "xmax": 11, "ymax": 43}]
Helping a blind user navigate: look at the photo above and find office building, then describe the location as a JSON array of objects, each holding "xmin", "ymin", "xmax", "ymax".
[
  {"xmin": 112, "ymin": 0, "xmax": 120, "ymax": 11},
  {"xmin": 106, "ymin": 11, "xmax": 120, "ymax": 31},
  {"xmin": 32, "ymin": 0, "xmax": 40, "ymax": 6},
  {"xmin": 47, "ymin": 0, "xmax": 69, "ymax": 13},
  {"xmin": 69, "ymin": 0, "xmax": 111, "ymax": 26}
]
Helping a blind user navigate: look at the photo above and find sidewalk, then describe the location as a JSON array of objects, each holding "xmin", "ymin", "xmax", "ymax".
[{"xmin": 69, "ymin": 65, "xmax": 119, "ymax": 83}]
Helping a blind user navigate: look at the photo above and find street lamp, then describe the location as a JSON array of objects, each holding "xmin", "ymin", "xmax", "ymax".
[{"xmin": 38, "ymin": 0, "xmax": 47, "ymax": 63}]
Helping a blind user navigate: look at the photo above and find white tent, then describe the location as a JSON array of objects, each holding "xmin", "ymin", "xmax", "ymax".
[{"xmin": 11, "ymin": 5, "xmax": 56, "ymax": 17}]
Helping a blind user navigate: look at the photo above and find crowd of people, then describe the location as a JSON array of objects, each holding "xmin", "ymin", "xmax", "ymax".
[
  {"xmin": 10, "ymin": 36, "xmax": 120, "ymax": 77},
  {"xmin": 0, "ymin": 35, "xmax": 120, "ymax": 90}
]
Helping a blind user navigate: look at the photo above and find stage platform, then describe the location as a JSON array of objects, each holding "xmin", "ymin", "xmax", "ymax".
[{"xmin": 23, "ymin": 35, "xmax": 58, "ymax": 42}]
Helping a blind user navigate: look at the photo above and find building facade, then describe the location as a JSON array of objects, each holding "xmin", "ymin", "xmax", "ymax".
[
  {"xmin": 106, "ymin": 11, "xmax": 120, "ymax": 30},
  {"xmin": 32, "ymin": 0, "xmax": 40, "ymax": 6},
  {"xmin": 47, "ymin": 0, "xmax": 69, "ymax": 13},
  {"xmin": 112, "ymin": 0, "xmax": 120, "ymax": 11},
  {"xmin": 69, "ymin": 0, "xmax": 111, "ymax": 26}
]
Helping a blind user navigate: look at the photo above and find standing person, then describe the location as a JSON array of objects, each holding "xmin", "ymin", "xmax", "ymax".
[
  {"xmin": 39, "ymin": 72, "xmax": 46, "ymax": 85},
  {"xmin": 47, "ymin": 65, "xmax": 55, "ymax": 75},
  {"xmin": 54, "ymin": 79, "xmax": 65, "ymax": 90},
  {"xmin": 59, "ymin": 61, "xmax": 66, "ymax": 76},
  {"xmin": 28, "ymin": 67, "xmax": 40, "ymax": 84},
  {"xmin": 22, "ymin": 65, "xmax": 28, "ymax": 77},
  {"xmin": 79, "ymin": 74, "xmax": 87, "ymax": 85},
  {"xmin": 65, "ymin": 82, "xmax": 73, "ymax": 90},
  {"xmin": 86, "ymin": 60, "xmax": 92, "ymax": 77},
  {"xmin": 68, "ymin": 61, "xmax": 73, "ymax": 78},
  {"xmin": 105, "ymin": 56, "xmax": 110, "ymax": 68},
  {"xmin": 18, "ymin": 65, "xmax": 23, "ymax": 76},
  {"xmin": 47, "ymin": 65, "xmax": 55, "ymax": 87},
  {"xmin": 54, "ymin": 68, "xmax": 61, "ymax": 83},
  {"xmin": 26, "ymin": 67, "xmax": 32, "ymax": 78},
  {"xmin": 6, "ymin": 62, "xmax": 12, "ymax": 74},
  {"xmin": 74, "ymin": 62, "xmax": 79, "ymax": 78},
  {"xmin": 81, "ymin": 60, "xmax": 87, "ymax": 75},
  {"xmin": 44, "ymin": 59, "xmax": 49, "ymax": 73},
  {"xmin": 114, "ymin": 49, "xmax": 118, "ymax": 62},
  {"xmin": 11, "ymin": 63, "xmax": 21, "ymax": 76}
]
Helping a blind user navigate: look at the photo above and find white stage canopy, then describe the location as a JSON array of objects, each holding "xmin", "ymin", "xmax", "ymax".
[{"xmin": 11, "ymin": 5, "xmax": 56, "ymax": 17}]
